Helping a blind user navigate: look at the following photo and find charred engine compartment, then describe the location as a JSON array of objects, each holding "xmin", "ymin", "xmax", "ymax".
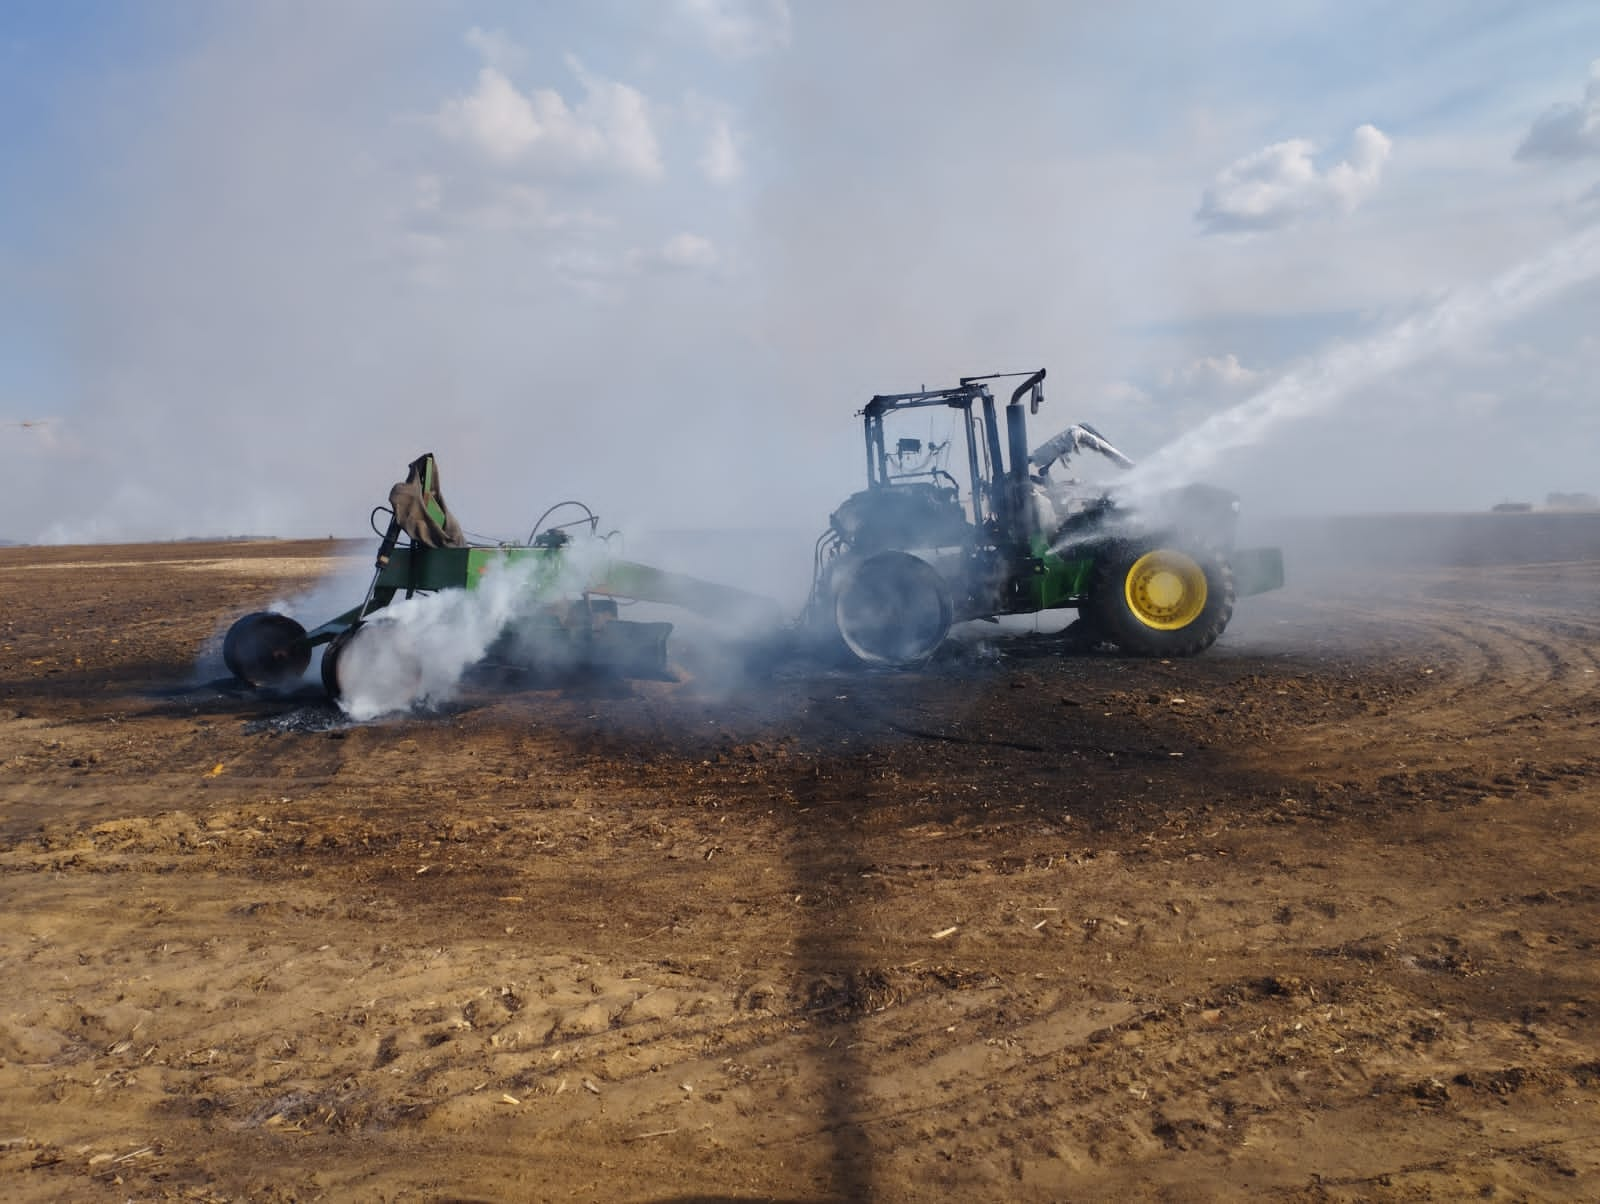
[{"xmin": 828, "ymin": 482, "xmax": 974, "ymax": 555}]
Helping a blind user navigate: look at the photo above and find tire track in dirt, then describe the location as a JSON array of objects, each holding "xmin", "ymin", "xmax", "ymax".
[{"xmin": 1241, "ymin": 571, "xmax": 1600, "ymax": 791}]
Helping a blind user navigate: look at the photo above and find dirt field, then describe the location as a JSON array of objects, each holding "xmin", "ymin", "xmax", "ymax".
[{"xmin": 2, "ymin": 532, "xmax": 1599, "ymax": 1202}]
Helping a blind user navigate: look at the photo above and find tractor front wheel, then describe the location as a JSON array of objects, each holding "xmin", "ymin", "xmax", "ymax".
[
  {"xmin": 1088, "ymin": 540, "xmax": 1234, "ymax": 657},
  {"xmin": 223, "ymin": 612, "xmax": 311, "ymax": 688}
]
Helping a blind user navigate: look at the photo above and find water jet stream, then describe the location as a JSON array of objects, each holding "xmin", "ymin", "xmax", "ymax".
[{"xmin": 1128, "ymin": 222, "xmax": 1600, "ymax": 498}]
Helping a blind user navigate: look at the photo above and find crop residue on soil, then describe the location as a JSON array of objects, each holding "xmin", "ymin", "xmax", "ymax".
[{"xmin": 2, "ymin": 538, "xmax": 1599, "ymax": 1201}]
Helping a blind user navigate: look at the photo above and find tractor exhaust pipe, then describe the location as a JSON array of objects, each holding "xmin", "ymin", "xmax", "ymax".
[
  {"xmin": 1006, "ymin": 403, "xmax": 1030, "ymax": 488},
  {"xmin": 1008, "ymin": 369, "xmax": 1046, "ymax": 412},
  {"xmin": 1004, "ymin": 370, "xmax": 1045, "ymax": 537}
]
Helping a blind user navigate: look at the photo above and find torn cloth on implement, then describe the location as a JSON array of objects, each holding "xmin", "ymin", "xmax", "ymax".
[{"xmin": 388, "ymin": 453, "xmax": 466, "ymax": 548}]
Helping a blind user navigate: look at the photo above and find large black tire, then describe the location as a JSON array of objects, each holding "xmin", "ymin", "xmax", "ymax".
[
  {"xmin": 1087, "ymin": 538, "xmax": 1234, "ymax": 657},
  {"xmin": 833, "ymin": 550, "xmax": 954, "ymax": 666},
  {"xmin": 321, "ymin": 618, "xmax": 429, "ymax": 713},
  {"xmin": 222, "ymin": 612, "xmax": 311, "ymax": 688},
  {"xmin": 320, "ymin": 624, "xmax": 360, "ymax": 700}
]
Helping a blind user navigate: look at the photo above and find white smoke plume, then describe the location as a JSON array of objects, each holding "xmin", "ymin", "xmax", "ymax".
[
  {"xmin": 333, "ymin": 588, "xmax": 511, "ymax": 721},
  {"xmin": 333, "ymin": 546, "xmax": 602, "ymax": 721}
]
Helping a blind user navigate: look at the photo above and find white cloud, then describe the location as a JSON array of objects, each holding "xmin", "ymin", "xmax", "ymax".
[
  {"xmin": 1197, "ymin": 124, "xmax": 1392, "ymax": 235},
  {"xmin": 678, "ymin": 0, "xmax": 791, "ymax": 59},
  {"xmin": 435, "ymin": 67, "xmax": 536, "ymax": 163},
  {"xmin": 433, "ymin": 57, "xmax": 662, "ymax": 179},
  {"xmin": 566, "ymin": 57, "xmax": 663, "ymax": 179},
  {"xmin": 463, "ymin": 26, "xmax": 526, "ymax": 73},
  {"xmin": 1323, "ymin": 125, "xmax": 1393, "ymax": 209},
  {"xmin": 1516, "ymin": 59, "xmax": 1600, "ymax": 161},
  {"xmin": 700, "ymin": 114, "xmax": 742, "ymax": 183}
]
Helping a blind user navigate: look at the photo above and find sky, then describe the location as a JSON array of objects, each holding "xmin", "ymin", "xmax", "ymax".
[{"xmin": 4, "ymin": 0, "xmax": 1600, "ymax": 543}]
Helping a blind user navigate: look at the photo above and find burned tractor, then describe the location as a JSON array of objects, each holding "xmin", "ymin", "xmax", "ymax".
[
  {"xmin": 807, "ymin": 370, "xmax": 1284, "ymax": 664},
  {"xmin": 223, "ymin": 452, "xmax": 780, "ymax": 707}
]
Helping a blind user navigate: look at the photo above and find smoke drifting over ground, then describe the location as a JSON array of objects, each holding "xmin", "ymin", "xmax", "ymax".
[
  {"xmin": 329, "ymin": 543, "xmax": 639, "ymax": 720},
  {"xmin": 287, "ymin": 529, "xmax": 801, "ymax": 721},
  {"xmin": 332, "ymin": 566, "xmax": 531, "ymax": 721}
]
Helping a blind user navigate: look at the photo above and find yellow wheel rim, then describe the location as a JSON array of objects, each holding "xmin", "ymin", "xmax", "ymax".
[{"xmin": 1124, "ymin": 550, "xmax": 1208, "ymax": 631}]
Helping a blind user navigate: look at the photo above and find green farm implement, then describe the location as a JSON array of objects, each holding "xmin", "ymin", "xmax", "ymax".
[{"xmin": 223, "ymin": 453, "xmax": 779, "ymax": 704}]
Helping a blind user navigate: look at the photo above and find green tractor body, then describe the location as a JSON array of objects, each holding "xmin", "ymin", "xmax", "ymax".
[{"xmin": 809, "ymin": 370, "xmax": 1285, "ymax": 664}]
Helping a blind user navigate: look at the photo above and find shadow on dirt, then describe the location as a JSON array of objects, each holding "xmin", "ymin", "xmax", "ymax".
[
  {"xmin": 778, "ymin": 815, "xmax": 884, "ymax": 1202},
  {"xmin": 138, "ymin": 641, "xmax": 1294, "ymax": 1198}
]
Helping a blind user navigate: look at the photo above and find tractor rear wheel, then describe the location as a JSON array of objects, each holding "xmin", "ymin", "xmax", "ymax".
[
  {"xmin": 223, "ymin": 612, "xmax": 311, "ymax": 688},
  {"xmin": 833, "ymin": 550, "xmax": 954, "ymax": 666},
  {"xmin": 1088, "ymin": 539, "xmax": 1234, "ymax": 657}
]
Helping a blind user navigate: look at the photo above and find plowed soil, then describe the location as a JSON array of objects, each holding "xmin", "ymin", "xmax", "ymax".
[{"xmin": 2, "ymin": 536, "xmax": 1599, "ymax": 1202}]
